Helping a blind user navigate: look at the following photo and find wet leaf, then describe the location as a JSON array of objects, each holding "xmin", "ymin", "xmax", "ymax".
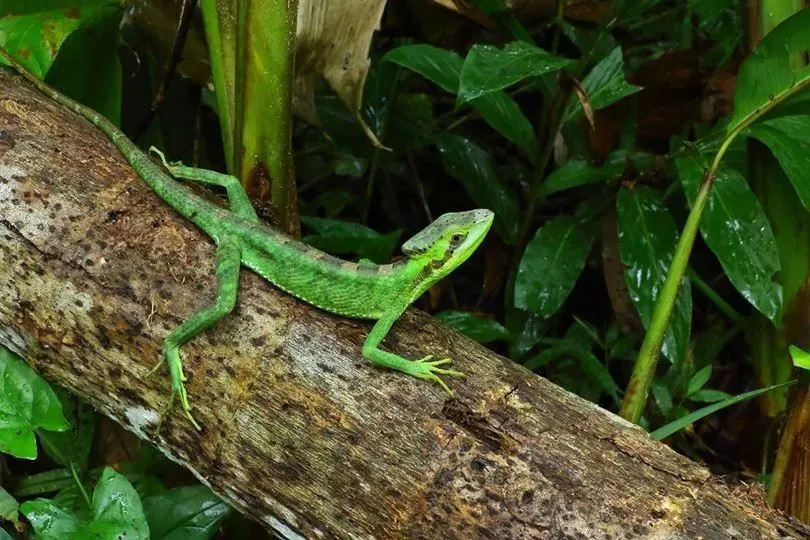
[
  {"xmin": 616, "ymin": 186, "xmax": 691, "ymax": 365},
  {"xmin": 515, "ymin": 216, "xmax": 592, "ymax": 317},
  {"xmin": 24, "ymin": 467, "xmax": 151, "ymax": 540},
  {"xmin": 435, "ymin": 311, "xmax": 510, "ymax": 344},
  {"xmin": 747, "ymin": 115, "xmax": 810, "ymax": 211},
  {"xmin": 677, "ymin": 154, "xmax": 782, "ymax": 322},
  {"xmin": 434, "ymin": 134, "xmax": 519, "ymax": 244},
  {"xmin": 563, "ymin": 46, "xmax": 642, "ymax": 123},
  {"xmin": 728, "ymin": 9, "xmax": 810, "ymax": 135},
  {"xmin": 19, "ymin": 500, "xmax": 79, "ymax": 540},
  {"xmin": 457, "ymin": 41, "xmax": 573, "ymax": 104},
  {"xmin": 0, "ymin": 347, "xmax": 69, "ymax": 459},
  {"xmin": 144, "ymin": 485, "xmax": 231, "ymax": 540}
]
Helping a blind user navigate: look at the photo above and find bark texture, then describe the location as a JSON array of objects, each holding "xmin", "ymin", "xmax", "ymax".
[{"xmin": 0, "ymin": 71, "xmax": 807, "ymax": 539}]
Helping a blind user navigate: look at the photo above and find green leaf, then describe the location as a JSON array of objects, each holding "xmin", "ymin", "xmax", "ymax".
[
  {"xmin": 689, "ymin": 389, "xmax": 733, "ymax": 403},
  {"xmin": 457, "ymin": 41, "xmax": 573, "ymax": 105},
  {"xmin": 650, "ymin": 380, "xmax": 796, "ymax": 440},
  {"xmin": 434, "ymin": 134, "xmax": 519, "ymax": 243},
  {"xmin": 727, "ymin": 9, "xmax": 810, "ymax": 135},
  {"xmin": 383, "ymin": 44, "xmax": 460, "ymax": 94},
  {"xmin": 0, "ymin": 487, "xmax": 18, "ymax": 527},
  {"xmin": 301, "ymin": 217, "xmax": 402, "ymax": 264},
  {"xmin": 789, "ymin": 345, "xmax": 810, "ymax": 370},
  {"xmin": 651, "ymin": 381, "xmax": 673, "ymax": 415},
  {"xmin": 542, "ymin": 151, "xmax": 656, "ymax": 196},
  {"xmin": 677, "ymin": 154, "xmax": 782, "ymax": 322},
  {"xmin": 83, "ymin": 468, "xmax": 148, "ymax": 539},
  {"xmin": 38, "ymin": 388, "xmax": 95, "ymax": 472},
  {"xmin": 384, "ymin": 45, "xmax": 537, "ymax": 159},
  {"xmin": 435, "ymin": 311, "xmax": 510, "ymax": 344},
  {"xmin": 11, "ymin": 468, "xmax": 73, "ymax": 497},
  {"xmin": 514, "ymin": 216, "xmax": 592, "ymax": 317},
  {"xmin": 0, "ymin": 528, "xmax": 11, "ymax": 540},
  {"xmin": 19, "ymin": 500, "xmax": 80, "ymax": 540},
  {"xmin": 687, "ymin": 365, "xmax": 712, "ymax": 396},
  {"xmin": 143, "ymin": 485, "xmax": 231, "ymax": 540},
  {"xmin": 617, "ymin": 186, "xmax": 691, "ymax": 365},
  {"xmin": 0, "ymin": 347, "xmax": 69, "ymax": 459},
  {"xmin": 747, "ymin": 115, "xmax": 810, "ymax": 211},
  {"xmin": 523, "ymin": 340, "xmax": 618, "ymax": 401},
  {"xmin": 0, "ymin": 5, "xmax": 117, "ymax": 79},
  {"xmin": 563, "ymin": 46, "xmax": 642, "ymax": 123}
]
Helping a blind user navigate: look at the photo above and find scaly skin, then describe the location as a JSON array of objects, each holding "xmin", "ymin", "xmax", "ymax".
[{"xmin": 1, "ymin": 49, "xmax": 494, "ymax": 429}]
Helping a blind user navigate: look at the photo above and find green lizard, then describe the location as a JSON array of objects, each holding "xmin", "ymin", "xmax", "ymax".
[{"xmin": 1, "ymin": 50, "xmax": 493, "ymax": 429}]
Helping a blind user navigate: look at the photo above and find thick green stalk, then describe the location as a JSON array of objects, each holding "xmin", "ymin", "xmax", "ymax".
[{"xmin": 619, "ymin": 171, "xmax": 714, "ymax": 422}]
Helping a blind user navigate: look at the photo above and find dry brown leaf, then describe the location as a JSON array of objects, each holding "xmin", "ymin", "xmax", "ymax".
[{"xmin": 295, "ymin": 0, "xmax": 387, "ymax": 148}]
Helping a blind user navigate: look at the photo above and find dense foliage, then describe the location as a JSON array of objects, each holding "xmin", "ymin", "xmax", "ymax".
[{"xmin": 1, "ymin": 0, "xmax": 810, "ymax": 537}]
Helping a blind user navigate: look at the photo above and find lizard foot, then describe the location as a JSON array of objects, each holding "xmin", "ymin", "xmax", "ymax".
[
  {"xmin": 404, "ymin": 355, "xmax": 465, "ymax": 394},
  {"xmin": 164, "ymin": 347, "xmax": 203, "ymax": 431}
]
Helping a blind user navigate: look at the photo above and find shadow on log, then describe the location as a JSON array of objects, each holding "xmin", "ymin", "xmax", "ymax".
[{"xmin": 0, "ymin": 71, "xmax": 807, "ymax": 539}]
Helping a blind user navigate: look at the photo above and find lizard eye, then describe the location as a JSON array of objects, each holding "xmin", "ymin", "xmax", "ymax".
[{"xmin": 450, "ymin": 233, "xmax": 465, "ymax": 245}]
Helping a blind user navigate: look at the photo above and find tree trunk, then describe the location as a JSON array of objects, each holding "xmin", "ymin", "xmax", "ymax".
[{"xmin": 0, "ymin": 71, "xmax": 806, "ymax": 539}]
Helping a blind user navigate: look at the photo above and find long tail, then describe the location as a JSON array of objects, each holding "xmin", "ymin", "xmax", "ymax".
[{"xmin": 0, "ymin": 48, "xmax": 209, "ymax": 222}]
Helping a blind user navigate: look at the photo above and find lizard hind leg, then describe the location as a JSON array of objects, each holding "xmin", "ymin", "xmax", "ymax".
[
  {"xmin": 148, "ymin": 146, "xmax": 259, "ymax": 222},
  {"xmin": 153, "ymin": 237, "xmax": 242, "ymax": 430}
]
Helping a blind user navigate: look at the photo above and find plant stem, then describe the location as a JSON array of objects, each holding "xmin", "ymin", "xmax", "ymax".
[
  {"xmin": 619, "ymin": 168, "xmax": 716, "ymax": 422},
  {"xmin": 70, "ymin": 463, "xmax": 92, "ymax": 511}
]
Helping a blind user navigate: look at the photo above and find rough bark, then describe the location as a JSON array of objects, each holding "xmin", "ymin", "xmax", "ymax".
[{"xmin": 0, "ymin": 71, "xmax": 807, "ymax": 539}]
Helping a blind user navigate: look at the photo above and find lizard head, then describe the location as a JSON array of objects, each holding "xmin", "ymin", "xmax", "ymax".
[{"xmin": 402, "ymin": 209, "xmax": 494, "ymax": 278}]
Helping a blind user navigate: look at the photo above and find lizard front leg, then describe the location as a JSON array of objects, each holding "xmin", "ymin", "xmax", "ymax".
[
  {"xmin": 362, "ymin": 310, "xmax": 464, "ymax": 394},
  {"xmin": 153, "ymin": 237, "xmax": 241, "ymax": 429},
  {"xmin": 149, "ymin": 147, "xmax": 259, "ymax": 222}
]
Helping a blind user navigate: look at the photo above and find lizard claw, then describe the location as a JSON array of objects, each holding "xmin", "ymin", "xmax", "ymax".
[{"xmin": 408, "ymin": 355, "xmax": 465, "ymax": 395}]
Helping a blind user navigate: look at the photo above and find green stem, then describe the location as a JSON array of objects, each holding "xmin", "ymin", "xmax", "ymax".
[
  {"xmin": 70, "ymin": 463, "xmax": 92, "ymax": 511},
  {"xmin": 619, "ymin": 42, "xmax": 810, "ymax": 424},
  {"xmin": 619, "ymin": 168, "xmax": 716, "ymax": 423},
  {"xmin": 688, "ymin": 267, "xmax": 743, "ymax": 323}
]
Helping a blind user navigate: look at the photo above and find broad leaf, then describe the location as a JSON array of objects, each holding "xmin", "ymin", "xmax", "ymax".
[
  {"xmin": 0, "ymin": 347, "xmax": 68, "ymax": 459},
  {"xmin": 143, "ymin": 485, "xmax": 231, "ymax": 540},
  {"xmin": 435, "ymin": 311, "xmax": 510, "ymax": 344},
  {"xmin": 19, "ymin": 500, "xmax": 79, "ymax": 540},
  {"xmin": 457, "ymin": 41, "xmax": 572, "ymax": 104},
  {"xmin": 747, "ymin": 115, "xmax": 810, "ymax": 211},
  {"xmin": 617, "ymin": 187, "xmax": 691, "ymax": 365},
  {"xmin": 0, "ymin": 4, "xmax": 117, "ymax": 78},
  {"xmin": 86, "ymin": 468, "xmax": 148, "ymax": 538},
  {"xmin": 384, "ymin": 45, "xmax": 537, "ymax": 159},
  {"xmin": 651, "ymin": 380, "xmax": 796, "ymax": 440},
  {"xmin": 542, "ymin": 150, "xmax": 656, "ymax": 196},
  {"xmin": 434, "ymin": 134, "xmax": 519, "ymax": 244},
  {"xmin": 0, "ymin": 4, "xmax": 122, "ymax": 123},
  {"xmin": 515, "ymin": 216, "xmax": 592, "ymax": 317},
  {"xmin": 728, "ymin": 8, "xmax": 810, "ymax": 135},
  {"xmin": 563, "ymin": 46, "xmax": 642, "ymax": 123},
  {"xmin": 301, "ymin": 217, "xmax": 401, "ymax": 264},
  {"xmin": 677, "ymin": 154, "xmax": 782, "ymax": 322}
]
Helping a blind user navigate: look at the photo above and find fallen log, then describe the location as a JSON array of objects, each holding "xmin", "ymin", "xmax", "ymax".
[{"xmin": 0, "ymin": 70, "xmax": 807, "ymax": 539}]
